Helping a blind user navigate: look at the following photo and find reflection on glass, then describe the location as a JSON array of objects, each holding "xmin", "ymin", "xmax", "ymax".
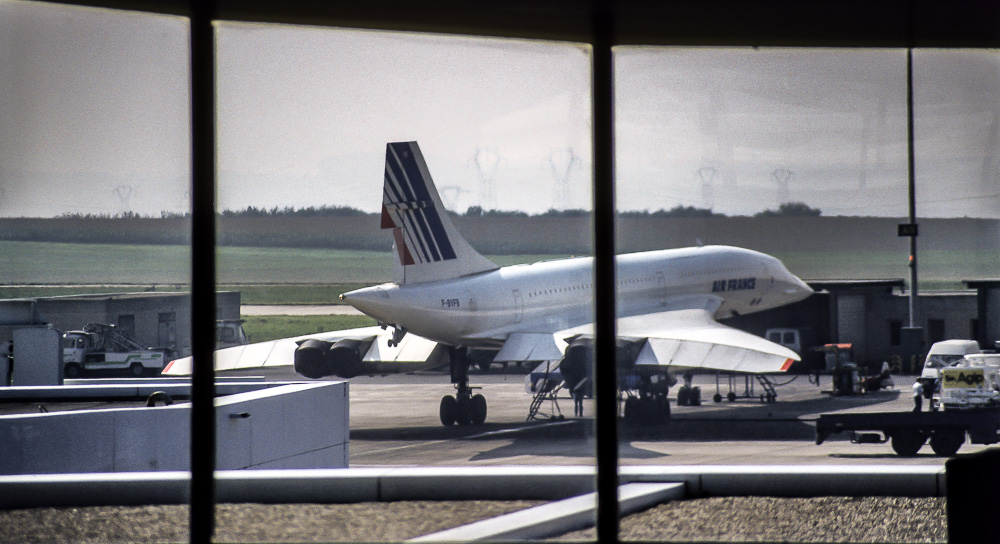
[
  {"xmin": 613, "ymin": 46, "xmax": 1000, "ymax": 468},
  {"xmin": 215, "ymin": 20, "xmax": 596, "ymax": 477},
  {"xmin": 0, "ymin": 0, "xmax": 193, "ymax": 473}
]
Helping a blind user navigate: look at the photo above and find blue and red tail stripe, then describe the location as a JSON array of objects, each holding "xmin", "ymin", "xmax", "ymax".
[{"xmin": 382, "ymin": 142, "xmax": 457, "ymax": 264}]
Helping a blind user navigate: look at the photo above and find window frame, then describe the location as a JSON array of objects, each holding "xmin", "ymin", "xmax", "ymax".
[{"xmin": 27, "ymin": 2, "xmax": 1000, "ymax": 542}]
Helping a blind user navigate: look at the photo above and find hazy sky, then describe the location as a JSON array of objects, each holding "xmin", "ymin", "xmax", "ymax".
[{"xmin": 2, "ymin": 0, "xmax": 999, "ymax": 218}]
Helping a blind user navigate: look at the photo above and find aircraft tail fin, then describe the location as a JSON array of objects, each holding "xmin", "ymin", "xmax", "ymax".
[{"xmin": 382, "ymin": 141, "xmax": 498, "ymax": 284}]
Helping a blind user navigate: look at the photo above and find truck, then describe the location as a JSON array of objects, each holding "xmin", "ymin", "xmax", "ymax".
[
  {"xmin": 815, "ymin": 340, "xmax": 999, "ymax": 457},
  {"xmin": 935, "ymin": 353, "xmax": 1000, "ymax": 410},
  {"xmin": 815, "ymin": 409, "xmax": 1000, "ymax": 457},
  {"xmin": 62, "ymin": 323, "xmax": 170, "ymax": 378},
  {"xmin": 919, "ymin": 339, "xmax": 982, "ymax": 409}
]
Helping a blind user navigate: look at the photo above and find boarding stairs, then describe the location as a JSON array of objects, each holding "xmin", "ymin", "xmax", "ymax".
[
  {"xmin": 756, "ymin": 375, "xmax": 778, "ymax": 403},
  {"xmin": 526, "ymin": 361, "xmax": 565, "ymax": 421},
  {"xmin": 713, "ymin": 372, "xmax": 778, "ymax": 403}
]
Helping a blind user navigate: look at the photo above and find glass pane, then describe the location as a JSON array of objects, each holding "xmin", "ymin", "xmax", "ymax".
[
  {"xmin": 608, "ymin": 43, "xmax": 998, "ymax": 543},
  {"xmin": 214, "ymin": 22, "xmax": 595, "ymax": 540},
  {"xmin": 614, "ymin": 45, "xmax": 999, "ymax": 465},
  {"xmin": 0, "ymin": 0, "xmax": 192, "ymax": 520}
]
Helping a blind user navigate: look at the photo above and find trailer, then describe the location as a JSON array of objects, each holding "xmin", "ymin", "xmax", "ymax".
[{"xmin": 815, "ymin": 409, "xmax": 1000, "ymax": 457}]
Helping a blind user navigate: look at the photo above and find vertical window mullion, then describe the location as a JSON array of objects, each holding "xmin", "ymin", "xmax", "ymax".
[
  {"xmin": 189, "ymin": 3, "xmax": 217, "ymax": 543},
  {"xmin": 592, "ymin": 1, "xmax": 619, "ymax": 541}
]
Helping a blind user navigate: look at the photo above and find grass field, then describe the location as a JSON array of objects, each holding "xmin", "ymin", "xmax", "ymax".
[
  {"xmin": 241, "ymin": 315, "xmax": 377, "ymax": 343},
  {"xmin": 0, "ymin": 240, "xmax": 570, "ymax": 286},
  {"xmin": 1, "ymin": 240, "xmax": 996, "ymax": 301}
]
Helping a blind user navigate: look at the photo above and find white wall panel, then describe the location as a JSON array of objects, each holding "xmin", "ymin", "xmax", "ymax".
[{"xmin": 0, "ymin": 382, "xmax": 347, "ymax": 475}]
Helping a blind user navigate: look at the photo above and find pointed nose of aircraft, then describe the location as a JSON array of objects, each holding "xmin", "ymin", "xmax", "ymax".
[
  {"xmin": 764, "ymin": 255, "xmax": 812, "ymax": 304},
  {"xmin": 781, "ymin": 272, "xmax": 814, "ymax": 302}
]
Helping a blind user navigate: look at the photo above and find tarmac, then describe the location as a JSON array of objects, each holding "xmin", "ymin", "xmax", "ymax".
[{"xmin": 0, "ymin": 368, "xmax": 981, "ymax": 542}]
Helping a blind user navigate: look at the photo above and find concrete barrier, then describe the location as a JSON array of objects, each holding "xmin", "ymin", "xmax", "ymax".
[
  {"xmin": 0, "ymin": 465, "xmax": 946, "ymax": 509},
  {"xmin": 0, "ymin": 379, "xmax": 291, "ymax": 401},
  {"xmin": 620, "ymin": 465, "xmax": 946, "ymax": 497},
  {"xmin": 0, "ymin": 381, "xmax": 348, "ymax": 475}
]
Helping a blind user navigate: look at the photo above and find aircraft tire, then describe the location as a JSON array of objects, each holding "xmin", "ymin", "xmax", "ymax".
[
  {"xmin": 439, "ymin": 395, "xmax": 458, "ymax": 426},
  {"xmin": 471, "ymin": 394, "xmax": 487, "ymax": 425},
  {"xmin": 455, "ymin": 396, "xmax": 474, "ymax": 426},
  {"xmin": 890, "ymin": 429, "xmax": 926, "ymax": 457},
  {"xmin": 655, "ymin": 396, "xmax": 670, "ymax": 422},
  {"xmin": 929, "ymin": 430, "xmax": 965, "ymax": 457},
  {"xmin": 677, "ymin": 386, "xmax": 690, "ymax": 406},
  {"xmin": 728, "ymin": 391, "xmax": 737, "ymax": 402},
  {"xmin": 624, "ymin": 397, "xmax": 640, "ymax": 423}
]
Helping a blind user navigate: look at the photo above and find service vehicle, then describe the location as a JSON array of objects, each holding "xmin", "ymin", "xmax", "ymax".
[
  {"xmin": 765, "ymin": 327, "xmax": 823, "ymax": 371},
  {"xmin": 920, "ymin": 339, "xmax": 981, "ymax": 382},
  {"xmin": 815, "ymin": 343, "xmax": 861, "ymax": 395},
  {"xmin": 63, "ymin": 323, "xmax": 169, "ymax": 377},
  {"xmin": 815, "ymin": 408, "xmax": 1000, "ymax": 456},
  {"xmin": 936, "ymin": 353, "xmax": 1000, "ymax": 410},
  {"xmin": 918, "ymin": 339, "xmax": 982, "ymax": 410},
  {"xmin": 216, "ymin": 319, "xmax": 249, "ymax": 350},
  {"xmin": 816, "ymin": 346, "xmax": 1000, "ymax": 457}
]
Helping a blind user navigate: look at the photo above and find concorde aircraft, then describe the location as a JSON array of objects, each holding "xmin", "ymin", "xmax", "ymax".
[{"xmin": 164, "ymin": 141, "xmax": 813, "ymax": 426}]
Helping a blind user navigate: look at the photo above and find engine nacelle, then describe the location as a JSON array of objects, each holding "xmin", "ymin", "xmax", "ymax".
[
  {"xmin": 560, "ymin": 337, "xmax": 594, "ymax": 394},
  {"xmin": 559, "ymin": 336, "xmax": 645, "ymax": 395},
  {"xmin": 294, "ymin": 337, "xmax": 374, "ymax": 379}
]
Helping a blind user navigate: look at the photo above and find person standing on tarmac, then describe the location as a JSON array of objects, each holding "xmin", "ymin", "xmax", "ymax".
[
  {"xmin": 573, "ymin": 377, "xmax": 588, "ymax": 417},
  {"xmin": 912, "ymin": 380, "xmax": 923, "ymax": 412}
]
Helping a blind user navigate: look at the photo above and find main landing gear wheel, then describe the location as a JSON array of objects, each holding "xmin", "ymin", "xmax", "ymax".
[
  {"xmin": 471, "ymin": 394, "xmax": 487, "ymax": 425},
  {"xmin": 623, "ymin": 395, "xmax": 670, "ymax": 425},
  {"xmin": 624, "ymin": 397, "xmax": 641, "ymax": 422},
  {"xmin": 440, "ymin": 346, "xmax": 488, "ymax": 426},
  {"xmin": 439, "ymin": 395, "xmax": 458, "ymax": 426},
  {"xmin": 677, "ymin": 385, "xmax": 701, "ymax": 406},
  {"xmin": 929, "ymin": 430, "xmax": 965, "ymax": 457},
  {"xmin": 440, "ymin": 393, "xmax": 488, "ymax": 426},
  {"xmin": 890, "ymin": 429, "xmax": 926, "ymax": 457}
]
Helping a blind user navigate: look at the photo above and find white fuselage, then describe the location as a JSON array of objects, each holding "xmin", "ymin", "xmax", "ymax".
[{"xmin": 342, "ymin": 245, "xmax": 812, "ymax": 348}]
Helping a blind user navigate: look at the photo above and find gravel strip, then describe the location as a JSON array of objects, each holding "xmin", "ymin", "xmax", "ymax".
[
  {"xmin": 0, "ymin": 497, "xmax": 949, "ymax": 543},
  {"xmin": 0, "ymin": 501, "xmax": 540, "ymax": 543},
  {"xmin": 553, "ymin": 496, "xmax": 948, "ymax": 542}
]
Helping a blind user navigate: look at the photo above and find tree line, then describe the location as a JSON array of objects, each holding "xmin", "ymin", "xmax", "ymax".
[{"xmin": 54, "ymin": 201, "xmax": 822, "ymax": 221}]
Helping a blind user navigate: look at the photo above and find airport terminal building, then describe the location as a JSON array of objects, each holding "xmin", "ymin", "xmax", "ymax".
[{"xmin": 724, "ymin": 279, "xmax": 999, "ymax": 371}]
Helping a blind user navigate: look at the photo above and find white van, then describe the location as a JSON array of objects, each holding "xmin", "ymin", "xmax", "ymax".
[{"xmin": 920, "ymin": 340, "xmax": 981, "ymax": 380}]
